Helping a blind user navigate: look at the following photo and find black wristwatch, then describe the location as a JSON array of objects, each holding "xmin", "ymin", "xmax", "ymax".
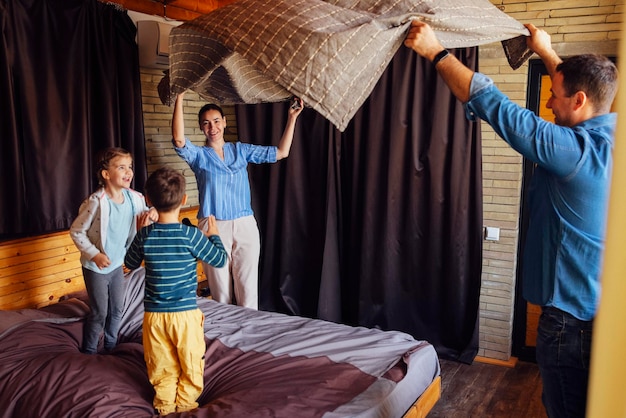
[{"xmin": 433, "ymin": 49, "xmax": 450, "ymax": 66}]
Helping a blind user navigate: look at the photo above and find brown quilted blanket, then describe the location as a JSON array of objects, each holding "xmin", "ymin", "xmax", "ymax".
[{"xmin": 159, "ymin": 0, "xmax": 531, "ymax": 131}]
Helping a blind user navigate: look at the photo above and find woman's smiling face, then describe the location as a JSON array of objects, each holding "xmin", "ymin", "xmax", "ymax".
[{"xmin": 200, "ymin": 109, "xmax": 226, "ymax": 143}]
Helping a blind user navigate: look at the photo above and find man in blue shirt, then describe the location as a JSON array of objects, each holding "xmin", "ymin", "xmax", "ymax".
[
  {"xmin": 405, "ymin": 22, "xmax": 618, "ymax": 418},
  {"xmin": 172, "ymin": 92, "xmax": 304, "ymax": 310}
]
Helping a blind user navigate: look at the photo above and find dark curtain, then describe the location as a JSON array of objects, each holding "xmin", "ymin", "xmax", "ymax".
[
  {"xmin": 237, "ymin": 46, "xmax": 482, "ymax": 363},
  {"xmin": 0, "ymin": 0, "xmax": 146, "ymax": 239}
]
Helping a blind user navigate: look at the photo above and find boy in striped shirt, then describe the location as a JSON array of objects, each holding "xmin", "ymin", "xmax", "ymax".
[{"xmin": 125, "ymin": 166, "xmax": 227, "ymax": 415}]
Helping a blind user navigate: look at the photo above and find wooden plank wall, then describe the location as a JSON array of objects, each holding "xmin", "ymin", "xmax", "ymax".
[{"xmin": 0, "ymin": 207, "xmax": 202, "ymax": 311}]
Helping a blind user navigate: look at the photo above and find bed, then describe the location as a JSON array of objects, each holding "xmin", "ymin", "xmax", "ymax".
[{"xmin": 0, "ymin": 267, "xmax": 440, "ymax": 418}]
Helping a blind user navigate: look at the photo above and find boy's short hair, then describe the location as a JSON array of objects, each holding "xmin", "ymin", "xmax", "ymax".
[
  {"xmin": 145, "ymin": 167, "xmax": 186, "ymax": 212},
  {"xmin": 95, "ymin": 147, "xmax": 132, "ymax": 187}
]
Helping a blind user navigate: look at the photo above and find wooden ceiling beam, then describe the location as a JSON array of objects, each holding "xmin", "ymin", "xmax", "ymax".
[{"xmin": 102, "ymin": 0, "xmax": 238, "ymax": 21}]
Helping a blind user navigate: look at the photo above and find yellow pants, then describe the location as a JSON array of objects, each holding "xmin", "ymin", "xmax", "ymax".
[{"xmin": 143, "ymin": 309, "xmax": 206, "ymax": 415}]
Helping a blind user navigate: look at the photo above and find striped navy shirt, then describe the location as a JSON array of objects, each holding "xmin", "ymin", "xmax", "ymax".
[
  {"xmin": 175, "ymin": 140, "xmax": 277, "ymax": 220},
  {"xmin": 124, "ymin": 223, "xmax": 227, "ymax": 313}
]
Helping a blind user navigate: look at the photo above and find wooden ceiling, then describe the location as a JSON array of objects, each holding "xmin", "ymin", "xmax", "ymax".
[{"xmin": 104, "ymin": 0, "xmax": 237, "ymax": 21}]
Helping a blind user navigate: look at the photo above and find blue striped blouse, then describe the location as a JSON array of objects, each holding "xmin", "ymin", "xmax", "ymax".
[{"xmin": 175, "ymin": 140, "xmax": 277, "ymax": 220}]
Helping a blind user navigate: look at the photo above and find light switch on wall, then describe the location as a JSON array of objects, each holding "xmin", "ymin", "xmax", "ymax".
[{"xmin": 484, "ymin": 226, "xmax": 500, "ymax": 241}]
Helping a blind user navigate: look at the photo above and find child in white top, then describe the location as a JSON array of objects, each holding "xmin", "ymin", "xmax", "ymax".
[{"xmin": 70, "ymin": 147, "xmax": 156, "ymax": 354}]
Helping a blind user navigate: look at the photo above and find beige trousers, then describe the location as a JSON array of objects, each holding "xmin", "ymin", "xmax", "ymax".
[{"xmin": 198, "ymin": 215, "xmax": 260, "ymax": 310}]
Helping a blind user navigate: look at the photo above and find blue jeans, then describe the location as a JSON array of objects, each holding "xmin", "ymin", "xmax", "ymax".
[
  {"xmin": 536, "ymin": 306, "xmax": 593, "ymax": 418},
  {"xmin": 82, "ymin": 266, "xmax": 126, "ymax": 354}
]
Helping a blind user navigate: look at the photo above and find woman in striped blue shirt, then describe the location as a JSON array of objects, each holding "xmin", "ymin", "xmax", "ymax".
[{"xmin": 171, "ymin": 92, "xmax": 303, "ymax": 310}]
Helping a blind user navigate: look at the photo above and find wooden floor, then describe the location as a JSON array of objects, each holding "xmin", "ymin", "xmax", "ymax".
[{"xmin": 428, "ymin": 358, "xmax": 548, "ymax": 418}]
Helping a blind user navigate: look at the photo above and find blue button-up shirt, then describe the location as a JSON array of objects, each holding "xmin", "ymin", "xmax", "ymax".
[
  {"xmin": 466, "ymin": 73, "xmax": 616, "ymax": 320},
  {"xmin": 175, "ymin": 140, "xmax": 277, "ymax": 220}
]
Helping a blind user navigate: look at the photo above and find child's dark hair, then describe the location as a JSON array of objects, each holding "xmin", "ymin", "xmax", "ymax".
[
  {"xmin": 145, "ymin": 167, "xmax": 186, "ymax": 212},
  {"xmin": 95, "ymin": 147, "xmax": 132, "ymax": 187}
]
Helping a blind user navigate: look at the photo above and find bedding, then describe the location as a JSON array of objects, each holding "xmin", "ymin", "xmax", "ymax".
[
  {"xmin": 0, "ymin": 267, "xmax": 440, "ymax": 417},
  {"xmin": 158, "ymin": 0, "xmax": 532, "ymax": 131}
]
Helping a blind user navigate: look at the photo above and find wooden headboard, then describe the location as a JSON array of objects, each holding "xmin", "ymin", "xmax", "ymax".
[{"xmin": 0, "ymin": 207, "xmax": 201, "ymax": 311}]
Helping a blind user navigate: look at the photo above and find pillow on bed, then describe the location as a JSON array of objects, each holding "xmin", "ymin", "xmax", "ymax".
[
  {"xmin": 0, "ymin": 268, "xmax": 146, "ymax": 340},
  {"xmin": 41, "ymin": 297, "xmax": 90, "ymax": 317},
  {"xmin": 0, "ymin": 297, "xmax": 89, "ymax": 338}
]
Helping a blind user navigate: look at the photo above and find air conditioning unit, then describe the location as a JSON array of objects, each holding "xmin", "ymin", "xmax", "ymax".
[{"xmin": 136, "ymin": 20, "xmax": 175, "ymax": 69}]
